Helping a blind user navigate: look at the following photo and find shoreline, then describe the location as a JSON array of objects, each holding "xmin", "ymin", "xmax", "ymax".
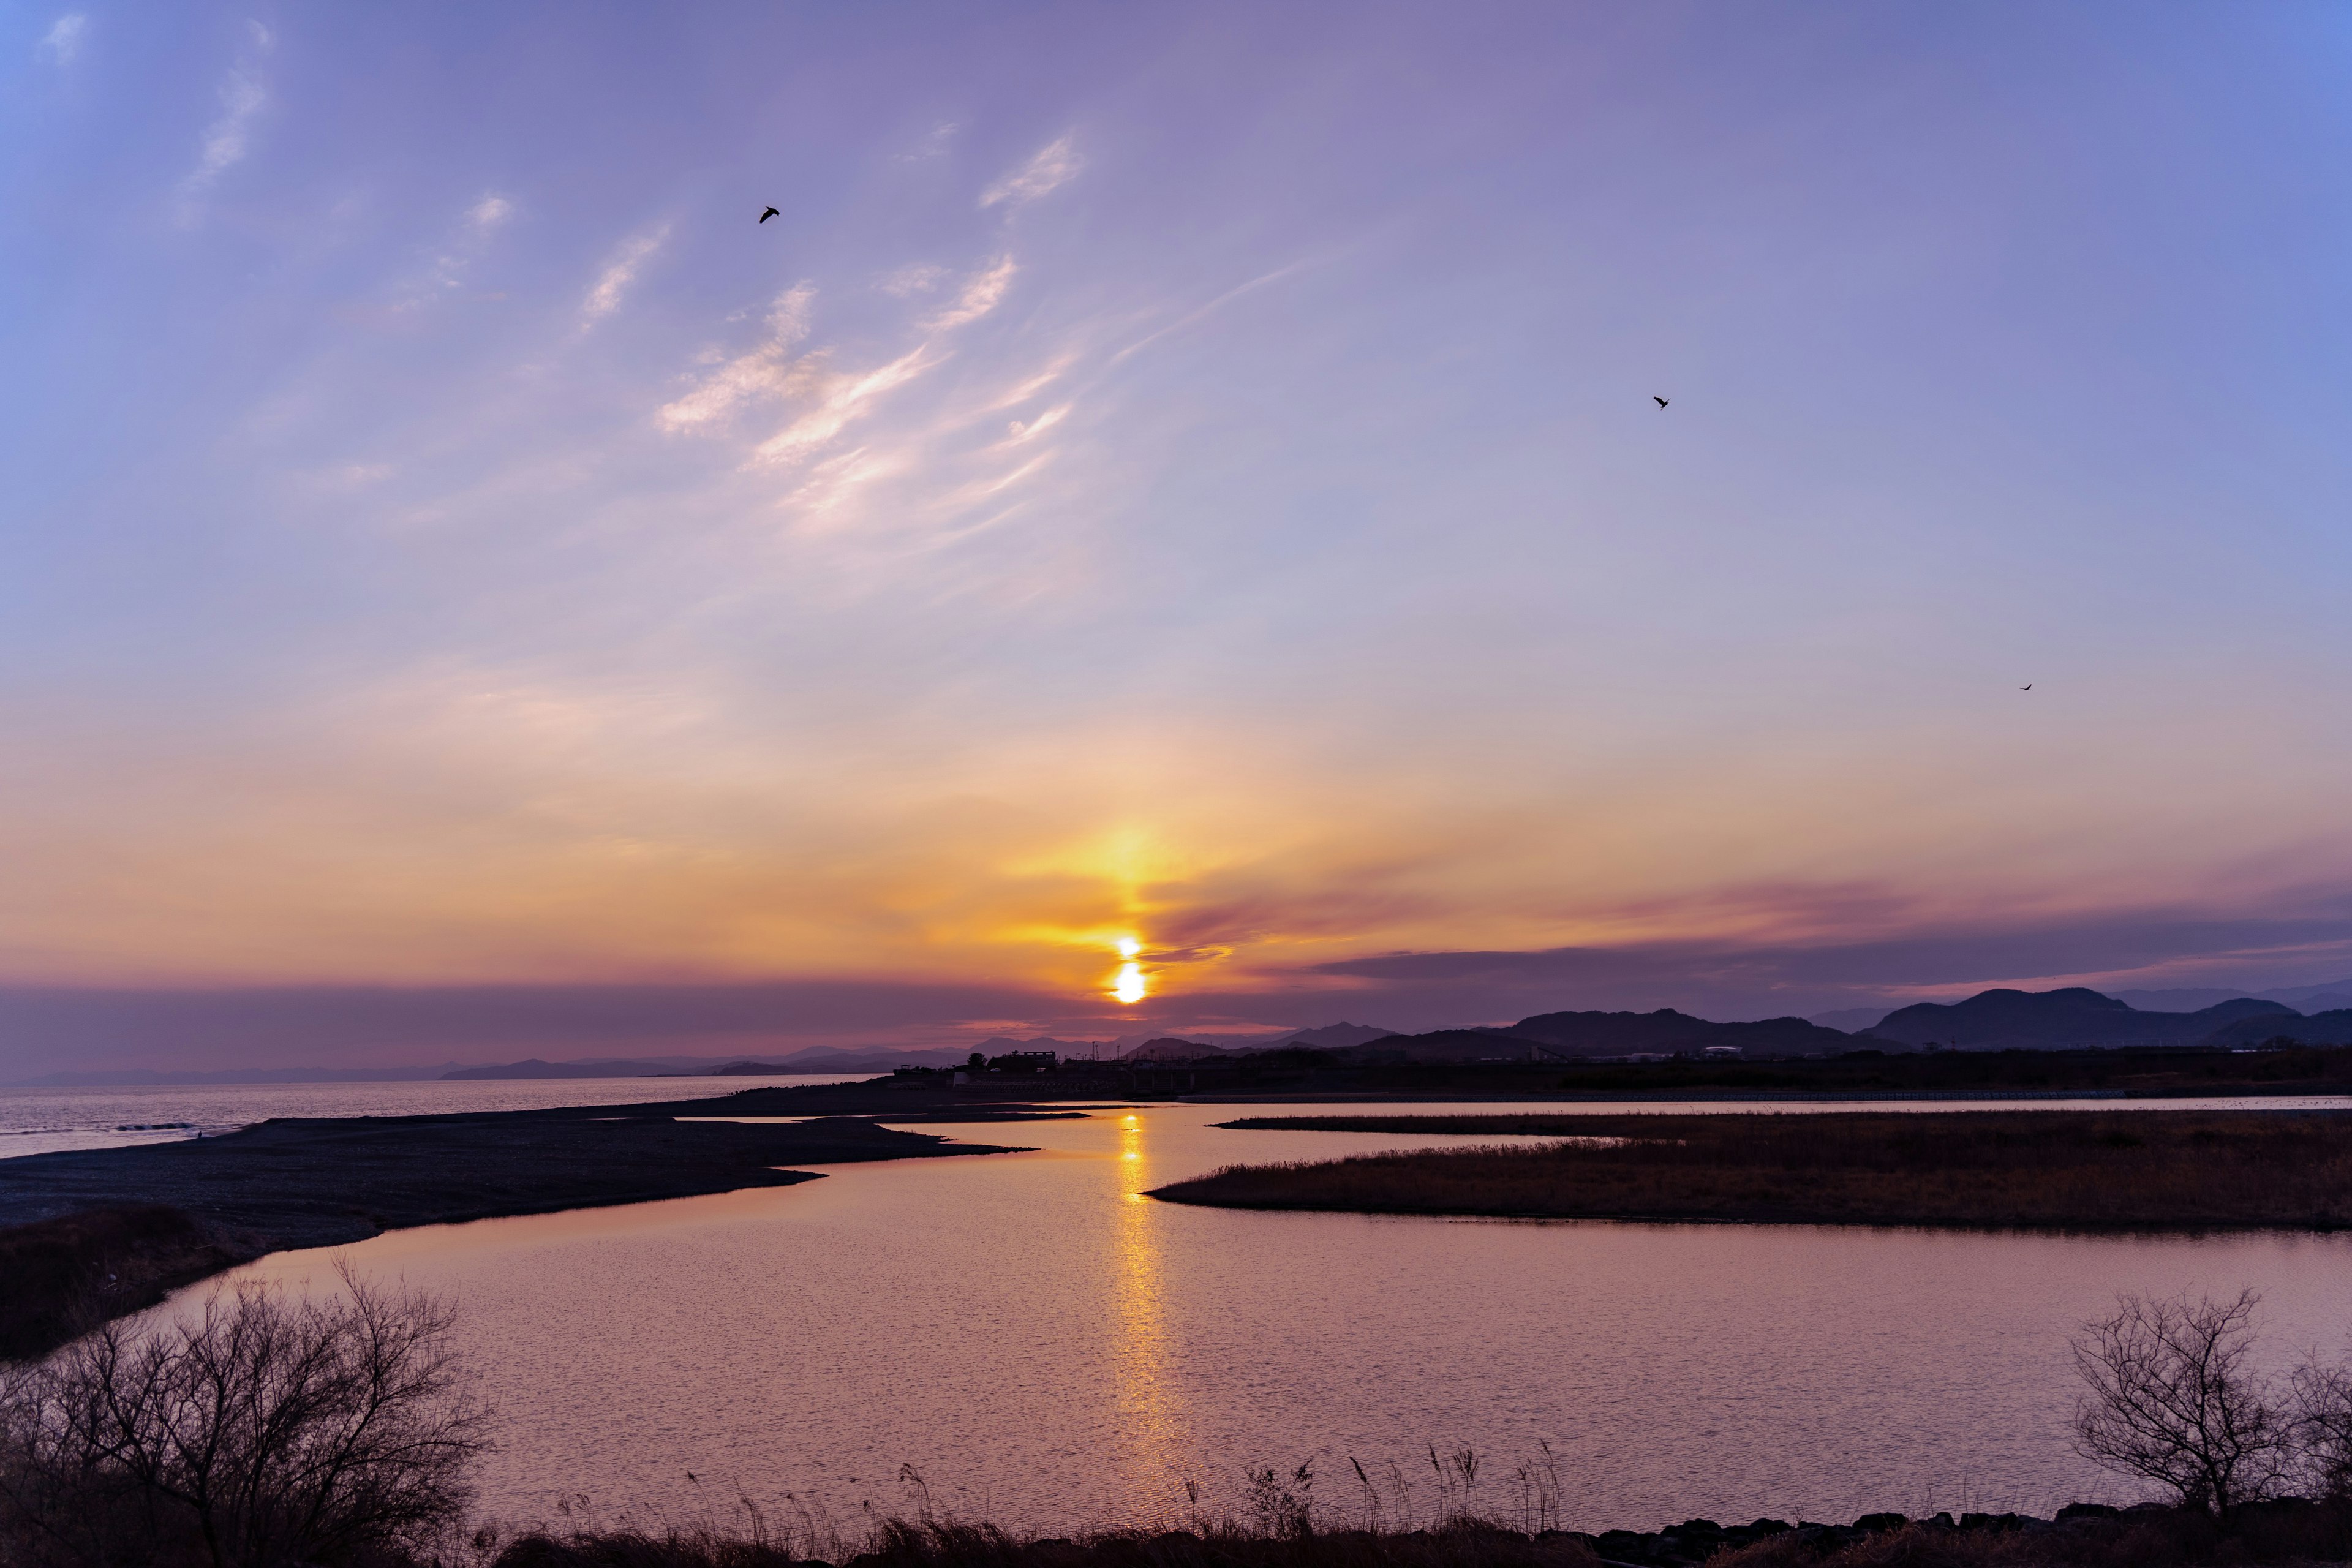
[{"xmin": 0, "ymin": 1089, "xmax": 1070, "ymax": 1358}]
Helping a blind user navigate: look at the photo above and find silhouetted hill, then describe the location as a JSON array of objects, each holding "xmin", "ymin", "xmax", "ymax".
[
  {"xmin": 440, "ymin": 1058, "xmax": 676, "ymax": 1080},
  {"xmin": 2291, "ymin": 993, "xmax": 2352, "ymax": 1015},
  {"xmin": 1809, "ymin": 1006, "xmax": 1893, "ymax": 1033},
  {"xmin": 1864, "ymin": 987, "xmax": 2296, "ymax": 1049},
  {"xmin": 1118, "ymin": 1037, "xmax": 1228, "ymax": 1062},
  {"xmin": 2111, "ymin": 987, "xmax": 2256, "ymax": 1012},
  {"xmin": 1272, "ymin": 1022, "xmax": 1397, "ymax": 1050},
  {"xmin": 2269, "ymin": 978, "xmax": 2352, "ymax": 1009},
  {"xmin": 2206, "ymin": 1009, "xmax": 2352, "ymax": 1047},
  {"xmin": 1509, "ymin": 1008, "xmax": 1855, "ymax": 1057},
  {"xmin": 1350, "ymin": 1028, "xmax": 1553, "ymax": 1063},
  {"xmin": 708, "ymin": 1049, "xmax": 972, "ymax": 1075}
]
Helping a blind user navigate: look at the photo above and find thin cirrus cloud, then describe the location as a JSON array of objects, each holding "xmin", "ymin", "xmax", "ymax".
[
  {"xmin": 921, "ymin": 255, "xmax": 1016, "ymax": 330},
  {"xmin": 579, "ymin": 222, "xmax": 671, "ymax": 327},
  {"xmin": 877, "ymin": 263, "xmax": 949, "ymax": 297},
  {"xmin": 654, "ymin": 284, "xmax": 818, "ymax": 432},
  {"xmin": 178, "ymin": 21, "xmax": 272, "ymax": 215},
  {"xmin": 38, "ymin": 12, "xmax": 86, "ymax": 64},
  {"xmin": 979, "ymin": 134, "xmax": 1080, "ymax": 209},
  {"xmin": 394, "ymin": 192, "xmax": 513, "ymax": 307},
  {"xmin": 658, "ymin": 255, "xmax": 1027, "ymax": 481}
]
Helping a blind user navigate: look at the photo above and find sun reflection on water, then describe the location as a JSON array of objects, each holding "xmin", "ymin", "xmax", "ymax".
[{"xmin": 1110, "ymin": 1111, "xmax": 1182, "ymax": 1498}]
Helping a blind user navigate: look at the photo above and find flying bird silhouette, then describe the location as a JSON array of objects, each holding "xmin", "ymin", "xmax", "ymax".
[
  {"xmin": 2020, "ymin": 684, "xmax": 2033, "ymax": 691},
  {"xmin": 758, "ymin": 206, "xmax": 780, "ymax": 224},
  {"xmin": 1653, "ymin": 396, "xmax": 1668, "ymax": 408}
]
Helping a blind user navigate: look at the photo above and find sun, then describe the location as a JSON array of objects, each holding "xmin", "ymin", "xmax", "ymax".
[{"xmin": 1110, "ymin": 937, "xmax": 1147, "ymax": 1003}]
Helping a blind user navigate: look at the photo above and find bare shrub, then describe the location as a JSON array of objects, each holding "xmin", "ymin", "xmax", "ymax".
[
  {"xmin": 2070, "ymin": 1289, "xmax": 2291, "ymax": 1518},
  {"xmin": 2290, "ymin": 1358, "xmax": 2352, "ymax": 1499},
  {"xmin": 0, "ymin": 1262, "xmax": 489, "ymax": 1567}
]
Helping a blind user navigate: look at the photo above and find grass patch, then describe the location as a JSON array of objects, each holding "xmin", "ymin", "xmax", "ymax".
[
  {"xmin": 0, "ymin": 1204, "xmax": 256, "ymax": 1361},
  {"xmin": 1149, "ymin": 1112, "xmax": 2352, "ymax": 1230}
]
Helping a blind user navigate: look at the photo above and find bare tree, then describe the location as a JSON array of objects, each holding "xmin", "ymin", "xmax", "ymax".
[
  {"xmin": 2070, "ymin": 1288, "xmax": 2291, "ymax": 1518},
  {"xmin": 0, "ymin": 1262, "xmax": 490, "ymax": 1567},
  {"xmin": 2290, "ymin": 1357, "xmax": 2352, "ymax": 1500}
]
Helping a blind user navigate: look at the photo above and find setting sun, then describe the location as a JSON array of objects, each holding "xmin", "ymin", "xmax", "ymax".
[{"xmin": 1112, "ymin": 961, "xmax": 1146, "ymax": 1004}]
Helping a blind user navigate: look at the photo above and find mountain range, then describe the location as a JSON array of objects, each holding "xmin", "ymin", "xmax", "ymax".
[{"xmin": 1861, "ymin": 989, "xmax": 2295, "ymax": 1050}]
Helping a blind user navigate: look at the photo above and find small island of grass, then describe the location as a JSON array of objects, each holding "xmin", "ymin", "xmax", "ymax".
[{"xmin": 1146, "ymin": 1110, "xmax": 2352, "ymax": 1230}]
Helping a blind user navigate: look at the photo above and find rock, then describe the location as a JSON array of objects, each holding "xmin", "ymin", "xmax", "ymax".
[{"xmin": 1854, "ymin": 1512, "xmax": 1908, "ymax": 1532}]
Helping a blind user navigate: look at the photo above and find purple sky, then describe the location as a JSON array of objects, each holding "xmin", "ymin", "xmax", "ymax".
[{"xmin": 6, "ymin": 3, "xmax": 2352, "ymax": 1076}]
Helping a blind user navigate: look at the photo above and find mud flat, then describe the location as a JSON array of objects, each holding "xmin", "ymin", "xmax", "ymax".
[{"xmin": 0, "ymin": 1104, "xmax": 1036, "ymax": 1357}]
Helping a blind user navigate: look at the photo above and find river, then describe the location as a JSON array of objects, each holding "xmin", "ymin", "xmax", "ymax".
[{"xmin": 209, "ymin": 1097, "xmax": 2352, "ymax": 1537}]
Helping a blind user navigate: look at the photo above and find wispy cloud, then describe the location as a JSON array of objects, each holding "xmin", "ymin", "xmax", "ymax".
[
  {"xmin": 877, "ymin": 263, "xmax": 948, "ymax": 298},
  {"xmin": 655, "ymin": 285, "xmax": 818, "ymax": 431},
  {"xmin": 923, "ymin": 256, "xmax": 1015, "ymax": 330},
  {"xmin": 748, "ymin": 345, "xmax": 938, "ymax": 469},
  {"xmin": 661, "ymin": 254, "xmax": 1021, "ymax": 475},
  {"xmin": 580, "ymin": 222, "xmax": 671, "ymax": 328},
  {"xmin": 37, "ymin": 13, "xmax": 86, "ymax": 65},
  {"xmin": 980, "ymin": 135, "xmax": 1080, "ymax": 209},
  {"xmin": 178, "ymin": 21, "xmax": 274, "ymax": 217},
  {"xmin": 396, "ymin": 193, "xmax": 515, "ymax": 307},
  {"xmin": 1109, "ymin": 260, "xmax": 1317, "ymax": 366},
  {"xmin": 895, "ymin": 120, "xmax": 959, "ymax": 163}
]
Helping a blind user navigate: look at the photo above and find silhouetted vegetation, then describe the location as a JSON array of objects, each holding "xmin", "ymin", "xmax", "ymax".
[
  {"xmin": 0, "ymin": 1267, "xmax": 488, "ymax": 1567},
  {"xmin": 1152, "ymin": 1111, "xmax": 2352, "ymax": 1229},
  {"xmin": 0, "ymin": 1205, "xmax": 256, "ymax": 1362},
  {"xmin": 1539, "ymin": 1043, "xmax": 2352, "ymax": 1097},
  {"xmin": 488, "ymin": 1516, "xmax": 1608, "ymax": 1568}
]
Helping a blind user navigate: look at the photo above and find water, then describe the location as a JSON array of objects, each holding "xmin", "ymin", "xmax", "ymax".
[
  {"xmin": 217, "ymin": 1098, "xmax": 2352, "ymax": 1537},
  {"xmin": 0, "ymin": 1076, "xmax": 863, "ymax": 1160}
]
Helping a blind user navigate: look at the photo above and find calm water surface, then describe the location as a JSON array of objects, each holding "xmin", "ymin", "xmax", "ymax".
[{"xmin": 223, "ymin": 1099, "xmax": 2352, "ymax": 1536}]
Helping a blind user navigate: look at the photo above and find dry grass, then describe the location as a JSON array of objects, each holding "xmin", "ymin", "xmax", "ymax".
[
  {"xmin": 1709, "ymin": 1500, "xmax": 2352, "ymax": 1565},
  {"xmin": 487, "ymin": 1518, "xmax": 1602, "ymax": 1568},
  {"xmin": 1150, "ymin": 1112, "xmax": 2352, "ymax": 1230},
  {"xmin": 0, "ymin": 1204, "xmax": 254, "ymax": 1361},
  {"xmin": 482, "ymin": 1502, "xmax": 2352, "ymax": 1568}
]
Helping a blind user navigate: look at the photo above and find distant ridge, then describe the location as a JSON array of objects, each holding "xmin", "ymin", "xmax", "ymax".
[
  {"xmin": 1863, "ymin": 988, "xmax": 2295, "ymax": 1050},
  {"xmin": 439, "ymin": 1058, "xmax": 682, "ymax": 1080},
  {"xmin": 1509, "ymin": 1008, "xmax": 1855, "ymax": 1057},
  {"xmin": 2110, "ymin": 987, "xmax": 2256, "ymax": 1012},
  {"xmin": 1118, "ymin": 1037, "xmax": 1231, "ymax": 1062},
  {"xmin": 1273, "ymin": 1021, "xmax": 1397, "ymax": 1050},
  {"xmin": 2205, "ymin": 1008, "xmax": 2352, "ymax": 1047}
]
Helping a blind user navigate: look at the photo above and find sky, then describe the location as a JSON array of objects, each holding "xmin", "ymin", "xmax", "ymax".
[{"xmin": 5, "ymin": 2, "xmax": 2352, "ymax": 1076}]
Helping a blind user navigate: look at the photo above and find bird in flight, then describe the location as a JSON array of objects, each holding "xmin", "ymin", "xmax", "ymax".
[
  {"xmin": 2020, "ymin": 684, "xmax": 2033, "ymax": 691},
  {"xmin": 758, "ymin": 206, "xmax": 780, "ymax": 224},
  {"xmin": 1653, "ymin": 396, "xmax": 1669, "ymax": 409}
]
